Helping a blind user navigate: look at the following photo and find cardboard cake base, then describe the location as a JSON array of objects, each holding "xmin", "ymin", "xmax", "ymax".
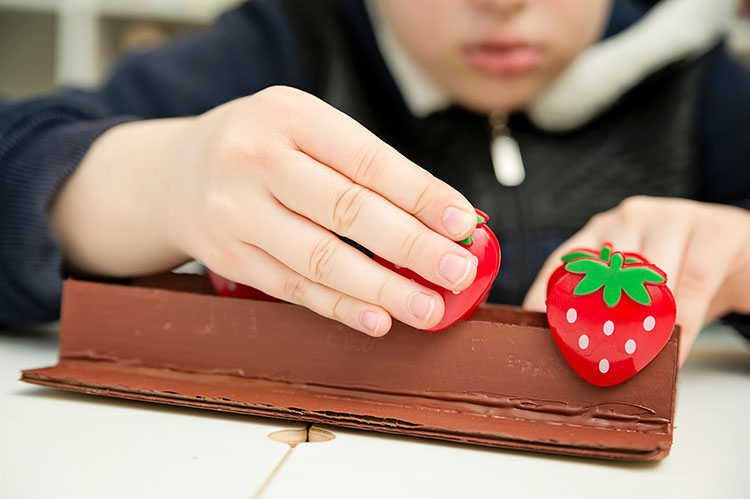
[{"xmin": 21, "ymin": 275, "xmax": 679, "ymax": 460}]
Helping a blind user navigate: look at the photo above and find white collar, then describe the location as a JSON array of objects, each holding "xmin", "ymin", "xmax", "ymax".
[
  {"xmin": 365, "ymin": 0, "xmax": 730, "ymax": 130},
  {"xmin": 526, "ymin": 0, "xmax": 731, "ymax": 131},
  {"xmin": 364, "ymin": 0, "xmax": 452, "ymax": 118}
]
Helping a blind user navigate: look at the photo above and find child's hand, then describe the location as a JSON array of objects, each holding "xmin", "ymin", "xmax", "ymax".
[
  {"xmin": 52, "ymin": 86, "xmax": 479, "ymax": 336},
  {"xmin": 523, "ymin": 196, "xmax": 750, "ymax": 364}
]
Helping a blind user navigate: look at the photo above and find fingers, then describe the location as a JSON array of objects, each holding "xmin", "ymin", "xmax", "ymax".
[
  {"xmin": 266, "ymin": 150, "xmax": 478, "ymax": 292},
  {"xmin": 521, "ymin": 196, "xmax": 746, "ymax": 367},
  {"xmin": 673, "ymin": 225, "xmax": 736, "ymax": 364},
  {"xmin": 210, "ymin": 242, "xmax": 392, "ymax": 337},
  {"xmin": 247, "ymin": 201, "xmax": 445, "ymax": 330},
  {"xmin": 288, "ymin": 90, "xmax": 477, "ymax": 242},
  {"xmin": 639, "ymin": 220, "xmax": 691, "ymax": 292}
]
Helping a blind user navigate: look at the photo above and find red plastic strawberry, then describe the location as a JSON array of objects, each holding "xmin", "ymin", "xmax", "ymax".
[
  {"xmin": 207, "ymin": 270, "xmax": 280, "ymax": 302},
  {"xmin": 546, "ymin": 243, "xmax": 647, "ymax": 297},
  {"xmin": 546, "ymin": 251, "xmax": 676, "ymax": 387},
  {"xmin": 374, "ymin": 209, "xmax": 501, "ymax": 332}
]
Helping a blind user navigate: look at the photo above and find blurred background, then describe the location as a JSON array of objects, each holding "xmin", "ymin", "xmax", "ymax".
[
  {"xmin": 0, "ymin": 0, "xmax": 241, "ymax": 98},
  {"xmin": 0, "ymin": 0, "xmax": 749, "ymax": 99}
]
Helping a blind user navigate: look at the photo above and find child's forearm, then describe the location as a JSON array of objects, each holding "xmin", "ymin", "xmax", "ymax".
[{"xmin": 49, "ymin": 117, "xmax": 195, "ymax": 277}]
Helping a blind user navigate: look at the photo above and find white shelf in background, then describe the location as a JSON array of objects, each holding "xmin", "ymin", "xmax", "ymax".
[
  {"xmin": 0, "ymin": 0, "xmax": 239, "ymax": 88},
  {"xmin": 0, "ymin": 0, "xmax": 235, "ymax": 21},
  {"xmin": 0, "ymin": 0, "xmax": 58, "ymax": 13}
]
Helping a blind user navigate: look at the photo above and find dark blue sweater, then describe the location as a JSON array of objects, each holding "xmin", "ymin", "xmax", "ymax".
[{"xmin": 1, "ymin": 0, "xmax": 748, "ymax": 337}]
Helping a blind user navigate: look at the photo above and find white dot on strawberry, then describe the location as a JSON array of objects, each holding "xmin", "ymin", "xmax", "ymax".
[
  {"xmin": 566, "ymin": 308, "xmax": 577, "ymax": 323},
  {"xmin": 643, "ymin": 316, "xmax": 656, "ymax": 331},
  {"xmin": 578, "ymin": 334, "xmax": 589, "ymax": 349},
  {"xmin": 599, "ymin": 358, "xmax": 609, "ymax": 374},
  {"xmin": 625, "ymin": 339, "xmax": 636, "ymax": 354},
  {"xmin": 227, "ymin": 281, "xmax": 236, "ymax": 292},
  {"xmin": 603, "ymin": 320, "xmax": 614, "ymax": 336}
]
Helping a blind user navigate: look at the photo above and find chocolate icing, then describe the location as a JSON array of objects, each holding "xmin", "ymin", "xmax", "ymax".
[{"xmin": 21, "ymin": 275, "xmax": 679, "ymax": 460}]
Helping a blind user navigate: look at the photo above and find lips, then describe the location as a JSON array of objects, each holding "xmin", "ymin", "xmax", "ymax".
[{"xmin": 463, "ymin": 41, "xmax": 542, "ymax": 77}]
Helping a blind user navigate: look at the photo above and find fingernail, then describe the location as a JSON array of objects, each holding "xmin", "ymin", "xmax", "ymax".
[
  {"xmin": 439, "ymin": 253, "xmax": 472, "ymax": 286},
  {"xmin": 442, "ymin": 206, "xmax": 474, "ymax": 238},
  {"xmin": 359, "ymin": 310, "xmax": 382, "ymax": 335},
  {"xmin": 408, "ymin": 292, "xmax": 436, "ymax": 321}
]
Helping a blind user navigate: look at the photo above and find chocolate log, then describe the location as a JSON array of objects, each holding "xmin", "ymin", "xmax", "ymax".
[{"xmin": 21, "ymin": 275, "xmax": 679, "ymax": 460}]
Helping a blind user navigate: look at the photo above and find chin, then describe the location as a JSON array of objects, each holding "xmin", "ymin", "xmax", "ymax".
[
  {"xmin": 452, "ymin": 88, "xmax": 536, "ymax": 114},
  {"xmin": 448, "ymin": 73, "xmax": 549, "ymax": 114}
]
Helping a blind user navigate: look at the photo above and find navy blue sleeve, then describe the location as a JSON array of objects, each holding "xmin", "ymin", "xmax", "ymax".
[
  {"xmin": 695, "ymin": 44, "xmax": 750, "ymax": 341},
  {"xmin": 0, "ymin": 0, "xmax": 302, "ymax": 324},
  {"xmin": 695, "ymin": 44, "xmax": 750, "ymax": 205}
]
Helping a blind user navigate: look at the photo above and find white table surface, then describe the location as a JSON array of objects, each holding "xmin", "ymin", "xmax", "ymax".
[{"xmin": 1, "ymin": 322, "xmax": 749, "ymax": 499}]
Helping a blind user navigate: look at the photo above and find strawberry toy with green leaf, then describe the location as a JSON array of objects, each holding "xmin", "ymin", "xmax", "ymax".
[
  {"xmin": 546, "ymin": 250, "xmax": 676, "ymax": 387},
  {"xmin": 375, "ymin": 209, "xmax": 500, "ymax": 332}
]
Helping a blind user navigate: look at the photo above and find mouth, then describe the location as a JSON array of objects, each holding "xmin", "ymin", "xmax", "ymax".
[{"xmin": 463, "ymin": 40, "xmax": 542, "ymax": 77}]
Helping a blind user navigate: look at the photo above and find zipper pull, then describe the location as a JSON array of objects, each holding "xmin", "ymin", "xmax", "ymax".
[{"xmin": 489, "ymin": 111, "xmax": 525, "ymax": 187}]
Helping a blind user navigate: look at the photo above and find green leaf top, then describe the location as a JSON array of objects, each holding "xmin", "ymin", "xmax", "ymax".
[
  {"xmin": 561, "ymin": 249, "xmax": 599, "ymax": 263},
  {"xmin": 561, "ymin": 243, "xmax": 642, "ymax": 264},
  {"xmin": 564, "ymin": 252, "xmax": 666, "ymax": 307},
  {"xmin": 459, "ymin": 213, "xmax": 487, "ymax": 245},
  {"xmin": 459, "ymin": 233, "xmax": 474, "ymax": 245}
]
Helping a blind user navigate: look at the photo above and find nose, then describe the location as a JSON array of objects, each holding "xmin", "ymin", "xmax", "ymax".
[{"xmin": 468, "ymin": 0, "xmax": 528, "ymax": 18}]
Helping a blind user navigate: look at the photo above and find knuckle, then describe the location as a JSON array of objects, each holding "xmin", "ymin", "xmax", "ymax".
[
  {"xmin": 213, "ymin": 126, "xmax": 247, "ymax": 165},
  {"xmin": 410, "ymin": 182, "xmax": 436, "ymax": 217},
  {"xmin": 617, "ymin": 195, "xmax": 650, "ymax": 221},
  {"xmin": 375, "ymin": 276, "xmax": 393, "ymax": 306},
  {"xmin": 331, "ymin": 184, "xmax": 370, "ymax": 233},
  {"xmin": 677, "ymin": 266, "xmax": 711, "ymax": 299},
  {"xmin": 282, "ymin": 272, "xmax": 307, "ymax": 304},
  {"xmin": 308, "ymin": 236, "xmax": 339, "ymax": 283},
  {"xmin": 400, "ymin": 228, "xmax": 428, "ymax": 264},
  {"xmin": 245, "ymin": 86, "xmax": 301, "ymax": 143},
  {"xmin": 330, "ymin": 294, "xmax": 347, "ymax": 323},
  {"xmin": 583, "ymin": 211, "xmax": 607, "ymax": 232},
  {"xmin": 620, "ymin": 195, "xmax": 648, "ymax": 209},
  {"xmin": 214, "ymin": 125, "xmax": 272, "ymax": 170},
  {"xmin": 352, "ymin": 141, "xmax": 387, "ymax": 186},
  {"xmin": 250, "ymin": 85, "xmax": 299, "ymax": 112}
]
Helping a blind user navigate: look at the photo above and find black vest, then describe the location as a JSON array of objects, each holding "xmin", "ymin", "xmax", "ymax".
[{"xmin": 279, "ymin": 0, "xmax": 702, "ymax": 304}]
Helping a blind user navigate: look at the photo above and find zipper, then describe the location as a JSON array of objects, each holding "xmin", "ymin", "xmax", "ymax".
[
  {"xmin": 488, "ymin": 111, "xmax": 529, "ymax": 304},
  {"xmin": 489, "ymin": 111, "xmax": 525, "ymax": 187}
]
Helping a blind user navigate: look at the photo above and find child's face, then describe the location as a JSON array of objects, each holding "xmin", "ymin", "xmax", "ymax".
[{"xmin": 379, "ymin": 0, "xmax": 611, "ymax": 113}]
